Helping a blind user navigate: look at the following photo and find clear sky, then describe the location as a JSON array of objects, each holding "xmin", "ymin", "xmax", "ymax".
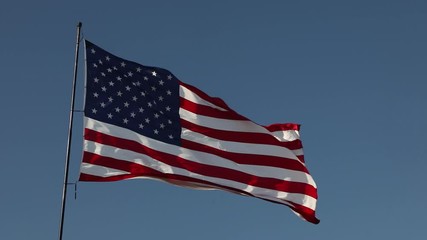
[{"xmin": 1, "ymin": 0, "xmax": 426, "ymax": 239}]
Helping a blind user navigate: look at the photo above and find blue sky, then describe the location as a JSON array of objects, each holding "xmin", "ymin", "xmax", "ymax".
[{"xmin": 1, "ymin": 0, "xmax": 426, "ymax": 239}]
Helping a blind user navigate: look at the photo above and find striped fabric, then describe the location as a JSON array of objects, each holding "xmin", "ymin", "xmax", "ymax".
[{"xmin": 79, "ymin": 40, "xmax": 319, "ymax": 224}]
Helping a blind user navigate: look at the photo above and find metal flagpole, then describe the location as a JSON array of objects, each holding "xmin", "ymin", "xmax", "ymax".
[{"xmin": 58, "ymin": 22, "xmax": 82, "ymax": 240}]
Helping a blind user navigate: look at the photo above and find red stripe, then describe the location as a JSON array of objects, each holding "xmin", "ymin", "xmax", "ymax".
[
  {"xmin": 79, "ymin": 153, "xmax": 319, "ymax": 224},
  {"xmin": 265, "ymin": 123, "xmax": 300, "ymax": 132},
  {"xmin": 85, "ymin": 127, "xmax": 307, "ymax": 173},
  {"xmin": 84, "ymin": 128, "xmax": 317, "ymax": 198},
  {"xmin": 80, "ymin": 153, "xmax": 253, "ymax": 195},
  {"xmin": 180, "ymin": 97, "xmax": 246, "ymax": 120},
  {"xmin": 296, "ymin": 155, "xmax": 305, "ymax": 163},
  {"xmin": 179, "ymin": 81, "xmax": 234, "ymax": 111},
  {"xmin": 81, "ymin": 150, "xmax": 317, "ymax": 202},
  {"xmin": 80, "ymin": 172, "xmax": 137, "ymax": 182},
  {"xmin": 180, "ymin": 81, "xmax": 302, "ymax": 137},
  {"xmin": 289, "ymin": 203, "xmax": 320, "ymax": 224},
  {"xmin": 181, "ymin": 139, "xmax": 308, "ymax": 173},
  {"xmin": 262, "ymin": 197, "xmax": 320, "ymax": 224},
  {"xmin": 180, "ymin": 119, "xmax": 303, "ymax": 150},
  {"xmin": 80, "ymin": 156, "xmax": 253, "ymax": 194}
]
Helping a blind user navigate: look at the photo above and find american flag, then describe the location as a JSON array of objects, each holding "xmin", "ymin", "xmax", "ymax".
[{"xmin": 80, "ymin": 40, "xmax": 319, "ymax": 224}]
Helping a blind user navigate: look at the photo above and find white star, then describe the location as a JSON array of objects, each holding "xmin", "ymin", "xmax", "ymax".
[
  {"xmin": 101, "ymin": 72, "xmax": 106, "ymax": 77},
  {"xmin": 107, "ymin": 68, "xmax": 112, "ymax": 73},
  {"xmin": 115, "ymin": 107, "xmax": 121, "ymax": 112},
  {"xmin": 107, "ymin": 113, "xmax": 113, "ymax": 119},
  {"xmin": 152, "ymin": 71, "xmax": 157, "ymax": 76},
  {"xmin": 98, "ymin": 59, "xmax": 103, "ymax": 65},
  {"xmin": 128, "ymin": 71, "xmax": 133, "ymax": 77},
  {"xmin": 145, "ymin": 118, "xmax": 150, "ymax": 123},
  {"xmin": 121, "ymin": 62, "xmax": 126, "ymax": 67},
  {"xmin": 139, "ymin": 124, "xmax": 144, "ymax": 129},
  {"xmin": 132, "ymin": 96, "xmax": 138, "ymax": 101},
  {"xmin": 144, "ymin": 76, "xmax": 148, "ymax": 81},
  {"xmin": 165, "ymin": 106, "xmax": 171, "ymax": 111},
  {"xmin": 154, "ymin": 113, "xmax": 159, "ymax": 118},
  {"xmin": 113, "ymin": 66, "xmax": 118, "ymax": 70},
  {"xmin": 160, "ymin": 123, "xmax": 165, "ymax": 129},
  {"xmin": 141, "ymin": 91, "xmax": 146, "ymax": 97},
  {"xmin": 168, "ymin": 120, "xmax": 172, "ymax": 124},
  {"xmin": 105, "ymin": 56, "xmax": 110, "ymax": 61},
  {"xmin": 154, "ymin": 129, "xmax": 159, "ymax": 134},
  {"xmin": 108, "ymin": 97, "xmax": 113, "ymax": 102},
  {"xmin": 167, "ymin": 75, "xmax": 172, "ymax": 80},
  {"xmin": 159, "ymin": 80, "xmax": 164, "ymax": 85},
  {"xmin": 130, "ymin": 112, "xmax": 136, "ymax": 118},
  {"xmin": 147, "ymin": 102, "xmax": 152, "ymax": 107},
  {"xmin": 166, "ymin": 90, "xmax": 172, "ymax": 95},
  {"xmin": 168, "ymin": 135, "xmax": 174, "ymax": 139},
  {"xmin": 124, "ymin": 102, "xmax": 130, "ymax": 107},
  {"xmin": 93, "ymin": 92, "xmax": 99, "ymax": 98},
  {"xmin": 109, "ymin": 81, "xmax": 114, "ymax": 86},
  {"xmin": 93, "ymin": 63, "xmax": 98, "ymax": 68},
  {"xmin": 117, "ymin": 76, "xmax": 122, "ymax": 81},
  {"xmin": 100, "ymin": 102, "xmax": 106, "ymax": 108},
  {"xmin": 94, "ymin": 77, "xmax": 99, "ymax": 83},
  {"xmin": 158, "ymin": 96, "xmax": 164, "ymax": 101},
  {"xmin": 92, "ymin": 108, "xmax": 97, "ymax": 114},
  {"xmin": 151, "ymin": 86, "xmax": 156, "ymax": 91},
  {"xmin": 139, "ymin": 107, "xmax": 144, "ymax": 113},
  {"xmin": 91, "ymin": 48, "xmax": 96, "ymax": 54},
  {"xmin": 101, "ymin": 86, "xmax": 107, "ymax": 92},
  {"xmin": 136, "ymin": 67, "xmax": 141, "ymax": 72},
  {"xmin": 125, "ymin": 86, "xmax": 131, "ymax": 91},
  {"xmin": 135, "ymin": 81, "xmax": 141, "ymax": 86},
  {"xmin": 123, "ymin": 118, "xmax": 129, "ymax": 124},
  {"xmin": 117, "ymin": 91, "xmax": 123, "ymax": 97}
]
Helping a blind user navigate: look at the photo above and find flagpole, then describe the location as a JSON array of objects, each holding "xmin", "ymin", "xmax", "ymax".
[{"xmin": 58, "ymin": 22, "xmax": 82, "ymax": 240}]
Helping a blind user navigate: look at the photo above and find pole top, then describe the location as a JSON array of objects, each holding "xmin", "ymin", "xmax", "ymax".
[{"xmin": 77, "ymin": 22, "xmax": 82, "ymax": 28}]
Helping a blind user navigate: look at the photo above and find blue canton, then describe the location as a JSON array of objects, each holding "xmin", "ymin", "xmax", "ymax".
[{"xmin": 84, "ymin": 40, "xmax": 181, "ymax": 146}]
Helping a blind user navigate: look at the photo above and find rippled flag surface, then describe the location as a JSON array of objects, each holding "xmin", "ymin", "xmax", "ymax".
[{"xmin": 80, "ymin": 40, "xmax": 319, "ymax": 224}]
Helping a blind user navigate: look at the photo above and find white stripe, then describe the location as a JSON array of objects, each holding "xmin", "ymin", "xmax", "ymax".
[
  {"xmin": 80, "ymin": 162, "xmax": 129, "ymax": 177},
  {"xmin": 179, "ymin": 86, "xmax": 300, "ymax": 142},
  {"xmin": 270, "ymin": 130, "xmax": 304, "ymax": 157},
  {"xmin": 179, "ymin": 88, "xmax": 306, "ymax": 158},
  {"xmin": 83, "ymin": 140, "xmax": 317, "ymax": 210},
  {"xmin": 84, "ymin": 118, "xmax": 314, "ymax": 185},
  {"xmin": 292, "ymin": 149, "xmax": 304, "ymax": 157},
  {"xmin": 271, "ymin": 130, "xmax": 300, "ymax": 142},
  {"xmin": 179, "ymin": 85, "xmax": 227, "ymax": 111},
  {"xmin": 81, "ymin": 162, "xmax": 206, "ymax": 187},
  {"xmin": 182, "ymin": 127, "xmax": 301, "ymax": 161},
  {"xmin": 180, "ymin": 108, "xmax": 270, "ymax": 133}
]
